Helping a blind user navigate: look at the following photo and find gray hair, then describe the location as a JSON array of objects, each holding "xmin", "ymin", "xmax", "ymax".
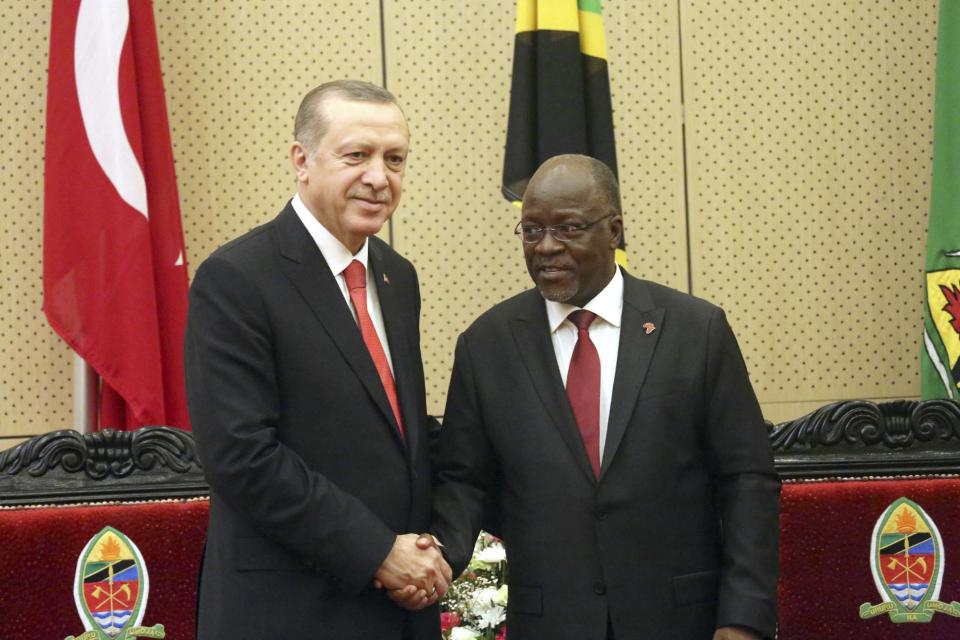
[{"xmin": 293, "ymin": 80, "xmax": 403, "ymax": 154}]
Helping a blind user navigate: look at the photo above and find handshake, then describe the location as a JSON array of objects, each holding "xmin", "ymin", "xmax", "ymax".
[{"xmin": 374, "ymin": 533, "xmax": 453, "ymax": 611}]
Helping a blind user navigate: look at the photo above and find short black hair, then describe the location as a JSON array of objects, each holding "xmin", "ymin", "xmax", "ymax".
[
  {"xmin": 585, "ymin": 156, "xmax": 621, "ymax": 216},
  {"xmin": 535, "ymin": 154, "xmax": 621, "ymax": 215}
]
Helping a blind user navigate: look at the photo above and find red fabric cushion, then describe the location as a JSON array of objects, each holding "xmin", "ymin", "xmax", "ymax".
[
  {"xmin": 779, "ymin": 478, "xmax": 960, "ymax": 639},
  {"xmin": 0, "ymin": 499, "xmax": 208, "ymax": 639},
  {"xmin": 4, "ymin": 481, "xmax": 959, "ymax": 638}
]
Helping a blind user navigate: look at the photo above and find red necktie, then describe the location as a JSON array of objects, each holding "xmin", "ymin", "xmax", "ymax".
[
  {"xmin": 343, "ymin": 260, "xmax": 404, "ymax": 438},
  {"xmin": 566, "ymin": 310, "xmax": 601, "ymax": 478}
]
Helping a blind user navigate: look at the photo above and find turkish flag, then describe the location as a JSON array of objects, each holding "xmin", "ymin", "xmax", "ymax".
[{"xmin": 44, "ymin": 0, "xmax": 190, "ymax": 431}]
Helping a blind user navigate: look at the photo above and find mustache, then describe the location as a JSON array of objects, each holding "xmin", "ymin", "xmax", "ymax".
[
  {"xmin": 348, "ymin": 189, "xmax": 391, "ymax": 204},
  {"xmin": 531, "ymin": 259, "xmax": 573, "ymax": 270}
]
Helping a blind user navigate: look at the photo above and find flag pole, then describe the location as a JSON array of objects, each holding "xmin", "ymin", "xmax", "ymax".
[{"xmin": 73, "ymin": 354, "xmax": 98, "ymax": 433}]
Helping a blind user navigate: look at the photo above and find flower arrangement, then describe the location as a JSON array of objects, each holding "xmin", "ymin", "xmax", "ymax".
[{"xmin": 440, "ymin": 531, "xmax": 508, "ymax": 640}]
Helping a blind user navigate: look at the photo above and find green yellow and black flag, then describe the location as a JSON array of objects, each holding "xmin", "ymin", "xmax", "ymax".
[
  {"xmin": 502, "ymin": 0, "xmax": 626, "ymax": 266},
  {"xmin": 921, "ymin": 0, "xmax": 960, "ymax": 399}
]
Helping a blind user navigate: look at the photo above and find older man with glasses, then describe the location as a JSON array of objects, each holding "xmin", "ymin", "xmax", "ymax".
[{"xmin": 393, "ymin": 154, "xmax": 780, "ymax": 640}]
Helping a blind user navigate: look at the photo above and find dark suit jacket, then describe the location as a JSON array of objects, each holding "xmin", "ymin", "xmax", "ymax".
[
  {"xmin": 185, "ymin": 203, "xmax": 439, "ymax": 639},
  {"xmin": 432, "ymin": 271, "xmax": 780, "ymax": 640}
]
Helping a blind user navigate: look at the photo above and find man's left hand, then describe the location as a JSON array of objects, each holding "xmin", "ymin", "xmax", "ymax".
[
  {"xmin": 385, "ymin": 583, "xmax": 440, "ymax": 611},
  {"xmin": 713, "ymin": 626, "xmax": 761, "ymax": 640},
  {"xmin": 379, "ymin": 534, "xmax": 446, "ymax": 612}
]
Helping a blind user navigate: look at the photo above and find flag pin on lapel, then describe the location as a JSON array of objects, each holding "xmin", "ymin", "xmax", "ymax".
[
  {"xmin": 643, "ymin": 322, "xmax": 656, "ymax": 335},
  {"xmin": 382, "ymin": 273, "xmax": 390, "ymax": 285}
]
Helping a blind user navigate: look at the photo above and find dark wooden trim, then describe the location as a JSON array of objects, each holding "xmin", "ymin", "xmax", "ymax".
[
  {"xmin": 0, "ymin": 427, "xmax": 208, "ymax": 506},
  {"xmin": 770, "ymin": 399, "xmax": 960, "ymax": 480},
  {"xmin": 3, "ymin": 400, "xmax": 959, "ymax": 504}
]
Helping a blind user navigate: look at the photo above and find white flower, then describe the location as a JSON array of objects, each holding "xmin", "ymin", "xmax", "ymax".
[
  {"xmin": 450, "ymin": 627, "xmax": 481, "ymax": 640},
  {"xmin": 476, "ymin": 605, "xmax": 506, "ymax": 630},
  {"xmin": 469, "ymin": 587, "xmax": 506, "ymax": 629},
  {"xmin": 474, "ymin": 542, "xmax": 506, "ymax": 563},
  {"xmin": 443, "ymin": 531, "xmax": 507, "ymax": 637},
  {"xmin": 472, "ymin": 586, "xmax": 499, "ymax": 608}
]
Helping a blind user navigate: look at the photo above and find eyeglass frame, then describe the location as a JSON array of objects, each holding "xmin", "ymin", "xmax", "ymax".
[{"xmin": 513, "ymin": 213, "xmax": 617, "ymax": 245}]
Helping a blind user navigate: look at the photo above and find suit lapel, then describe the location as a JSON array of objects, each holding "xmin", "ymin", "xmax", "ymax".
[
  {"xmin": 601, "ymin": 273, "xmax": 665, "ymax": 478},
  {"xmin": 274, "ymin": 205, "xmax": 404, "ymax": 449},
  {"xmin": 369, "ymin": 243, "xmax": 418, "ymax": 457},
  {"xmin": 510, "ymin": 292, "xmax": 598, "ymax": 484}
]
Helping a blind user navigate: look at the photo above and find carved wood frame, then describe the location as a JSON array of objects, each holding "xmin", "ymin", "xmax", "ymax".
[
  {"xmin": 1, "ymin": 399, "xmax": 958, "ymax": 504},
  {"xmin": 0, "ymin": 427, "xmax": 207, "ymax": 506}
]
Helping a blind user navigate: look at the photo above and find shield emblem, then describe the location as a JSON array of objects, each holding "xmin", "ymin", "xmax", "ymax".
[
  {"xmin": 860, "ymin": 498, "xmax": 960, "ymax": 623},
  {"xmin": 875, "ymin": 500, "xmax": 939, "ymax": 610},
  {"xmin": 74, "ymin": 527, "xmax": 149, "ymax": 638}
]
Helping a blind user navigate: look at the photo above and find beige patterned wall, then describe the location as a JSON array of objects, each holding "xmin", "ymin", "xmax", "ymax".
[
  {"xmin": 0, "ymin": 1, "xmax": 72, "ymax": 446},
  {"xmin": 0, "ymin": 0, "xmax": 939, "ymax": 446},
  {"xmin": 154, "ymin": 0, "xmax": 386, "ymax": 273},
  {"xmin": 683, "ymin": 0, "xmax": 937, "ymax": 421},
  {"xmin": 387, "ymin": 0, "xmax": 687, "ymax": 411}
]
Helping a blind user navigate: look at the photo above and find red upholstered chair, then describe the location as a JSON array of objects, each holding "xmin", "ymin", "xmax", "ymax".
[
  {"xmin": 0, "ymin": 428, "xmax": 209, "ymax": 640},
  {"xmin": 771, "ymin": 400, "xmax": 960, "ymax": 639}
]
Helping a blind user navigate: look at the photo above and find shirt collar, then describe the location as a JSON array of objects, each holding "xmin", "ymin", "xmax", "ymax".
[
  {"xmin": 291, "ymin": 193, "xmax": 369, "ymax": 275},
  {"xmin": 545, "ymin": 266, "xmax": 624, "ymax": 333}
]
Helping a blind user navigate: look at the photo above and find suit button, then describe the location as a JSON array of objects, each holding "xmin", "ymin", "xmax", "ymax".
[
  {"xmin": 594, "ymin": 581, "xmax": 606, "ymax": 595},
  {"xmin": 595, "ymin": 508, "xmax": 607, "ymax": 521}
]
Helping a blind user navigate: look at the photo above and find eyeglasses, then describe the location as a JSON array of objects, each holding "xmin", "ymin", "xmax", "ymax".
[{"xmin": 514, "ymin": 214, "xmax": 615, "ymax": 244}]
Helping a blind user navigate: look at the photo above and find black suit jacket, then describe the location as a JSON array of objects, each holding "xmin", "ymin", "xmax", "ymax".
[
  {"xmin": 432, "ymin": 271, "xmax": 780, "ymax": 640},
  {"xmin": 185, "ymin": 204, "xmax": 439, "ymax": 639}
]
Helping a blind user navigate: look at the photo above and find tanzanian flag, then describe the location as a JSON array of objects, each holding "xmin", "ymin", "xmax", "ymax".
[
  {"xmin": 502, "ymin": 0, "xmax": 625, "ymax": 264},
  {"xmin": 921, "ymin": 0, "xmax": 960, "ymax": 399}
]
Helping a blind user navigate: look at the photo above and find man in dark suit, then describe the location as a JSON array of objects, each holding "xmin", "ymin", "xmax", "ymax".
[
  {"xmin": 184, "ymin": 80, "xmax": 450, "ymax": 640},
  {"xmin": 406, "ymin": 155, "xmax": 779, "ymax": 639}
]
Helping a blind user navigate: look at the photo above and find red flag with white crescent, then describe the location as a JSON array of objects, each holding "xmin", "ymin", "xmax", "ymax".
[{"xmin": 44, "ymin": 0, "xmax": 190, "ymax": 430}]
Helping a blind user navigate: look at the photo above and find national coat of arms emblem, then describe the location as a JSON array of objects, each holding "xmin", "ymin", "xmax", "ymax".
[
  {"xmin": 65, "ymin": 526, "xmax": 165, "ymax": 640},
  {"xmin": 859, "ymin": 497, "xmax": 960, "ymax": 623},
  {"xmin": 924, "ymin": 269, "xmax": 960, "ymax": 396}
]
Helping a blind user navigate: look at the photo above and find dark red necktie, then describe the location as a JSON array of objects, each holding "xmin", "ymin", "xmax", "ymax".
[
  {"xmin": 566, "ymin": 310, "xmax": 601, "ymax": 478},
  {"xmin": 343, "ymin": 260, "xmax": 404, "ymax": 438}
]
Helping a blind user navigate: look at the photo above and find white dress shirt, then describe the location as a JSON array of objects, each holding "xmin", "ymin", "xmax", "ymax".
[
  {"xmin": 545, "ymin": 267, "xmax": 623, "ymax": 461},
  {"xmin": 291, "ymin": 194, "xmax": 395, "ymax": 375}
]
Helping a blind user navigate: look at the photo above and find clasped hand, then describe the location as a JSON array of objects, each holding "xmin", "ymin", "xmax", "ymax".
[{"xmin": 375, "ymin": 533, "xmax": 451, "ymax": 611}]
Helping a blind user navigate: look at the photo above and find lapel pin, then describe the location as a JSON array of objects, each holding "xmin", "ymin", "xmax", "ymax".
[
  {"xmin": 382, "ymin": 273, "xmax": 390, "ymax": 285},
  {"xmin": 642, "ymin": 322, "xmax": 656, "ymax": 335}
]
